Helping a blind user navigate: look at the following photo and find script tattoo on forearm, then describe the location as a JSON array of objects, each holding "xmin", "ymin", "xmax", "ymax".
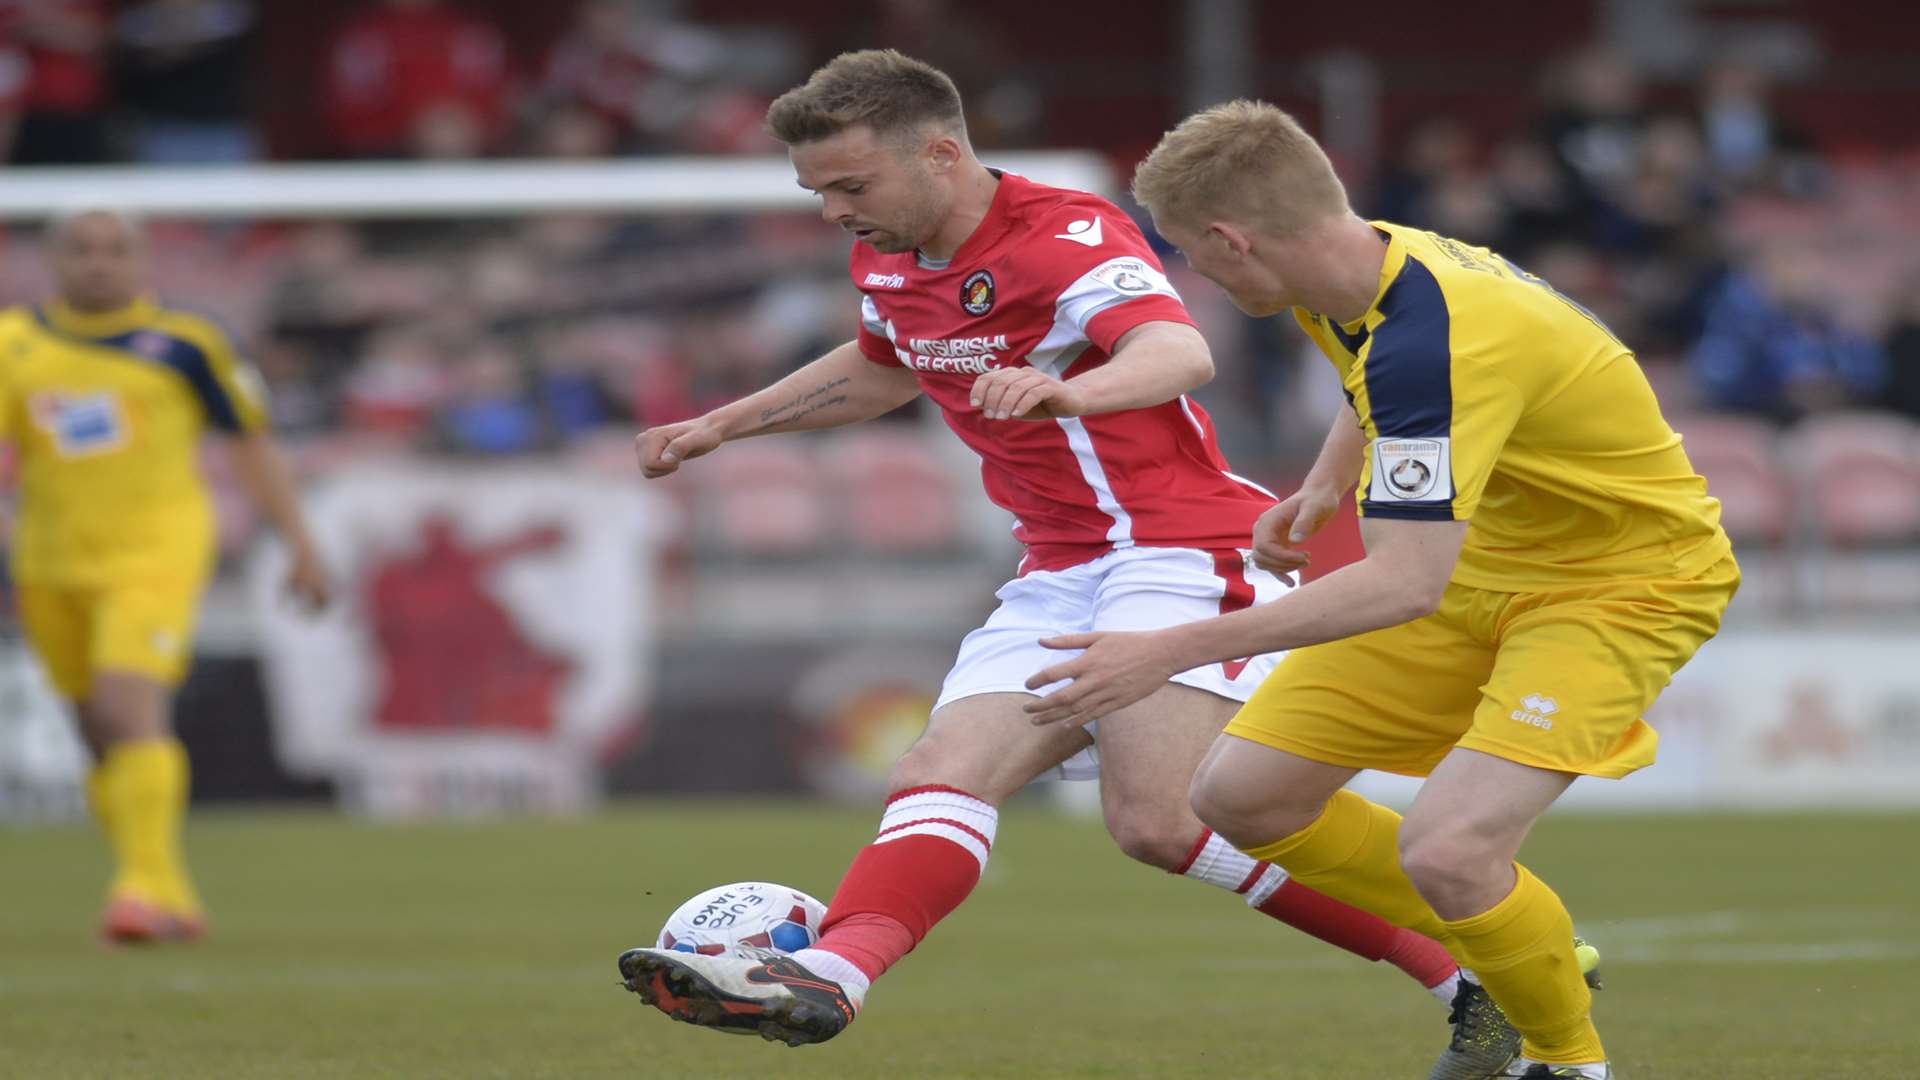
[{"xmin": 751, "ymin": 376, "xmax": 852, "ymax": 432}]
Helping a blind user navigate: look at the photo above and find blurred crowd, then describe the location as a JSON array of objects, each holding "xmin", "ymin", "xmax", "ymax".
[
  {"xmin": 1350, "ymin": 45, "xmax": 1920, "ymax": 432},
  {"xmin": 0, "ymin": 0, "xmax": 782, "ymax": 162},
  {"xmin": 3, "ymin": 2, "xmax": 1920, "ymax": 473},
  {"xmin": 0, "ymin": 0, "xmax": 1039, "ymax": 163}
]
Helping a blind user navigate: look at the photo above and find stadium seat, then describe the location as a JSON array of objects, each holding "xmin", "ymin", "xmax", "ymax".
[
  {"xmin": 820, "ymin": 428, "xmax": 962, "ymax": 554},
  {"xmin": 694, "ymin": 440, "xmax": 830, "ymax": 556},
  {"xmin": 1784, "ymin": 412, "xmax": 1920, "ymax": 546},
  {"xmin": 1671, "ymin": 414, "xmax": 1791, "ymax": 545}
]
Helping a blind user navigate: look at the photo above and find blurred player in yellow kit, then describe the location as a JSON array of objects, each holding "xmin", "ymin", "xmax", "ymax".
[
  {"xmin": 0, "ymin": 209, "xmax": 333, "ymax": 944},
  {"xmin": 1026, "ymin": 102, "xmax": 1738, "ymax": 1079}
]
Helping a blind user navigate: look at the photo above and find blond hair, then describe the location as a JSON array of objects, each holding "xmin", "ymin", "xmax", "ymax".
[
  {"xmin": 1131, "ymin": 100, "xmax": 1350, "ymax": 235},
  {"xmin": 766, "ymin": 49, "xmax": 965, "ymax": 146}
]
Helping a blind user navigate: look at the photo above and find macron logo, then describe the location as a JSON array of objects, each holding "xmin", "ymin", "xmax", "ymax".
[
  {"xmin": 1055, "ymin": 218, "xmax": 1104, "ymax": 247},
  {"xmin": 863, "ymin": 272, "xmax": 907, "ymax": 288}
]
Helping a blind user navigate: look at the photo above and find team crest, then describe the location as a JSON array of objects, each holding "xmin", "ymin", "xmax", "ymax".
[{"xmin": 960, "ymin": 269, "xmax": 995, "ymax": 316}]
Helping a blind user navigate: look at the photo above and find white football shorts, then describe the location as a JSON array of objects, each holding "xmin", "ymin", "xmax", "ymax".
[{"xmin": 933, "ymin": 545, "xmax": 1292, "ymax": 780}]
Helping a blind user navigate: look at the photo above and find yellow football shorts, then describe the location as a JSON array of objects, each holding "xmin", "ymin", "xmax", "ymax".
[
  {"xmin": 1224, "ymin": 553, "xmax": 1739, "ymax": 779},
  {"xmin": 15, "ymin": 579, "xmax": 206, "ymax": 699}
]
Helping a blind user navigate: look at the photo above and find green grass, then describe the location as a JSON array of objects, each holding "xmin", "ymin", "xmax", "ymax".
[{"xmin": 1, "ymin": 805, "xmax": 1915, "ymax": 1078}]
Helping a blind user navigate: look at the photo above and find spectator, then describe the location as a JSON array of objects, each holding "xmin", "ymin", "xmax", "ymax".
[
  {"xmin": 532, "ymin": 326, "xmax": 620, "ymax": 441},
  {"xmin": 0, "ymin": 9, "xmax": 26, "ymax": 160},
  {"xmin": 1698, "ymin": 53, "xmax": 1819, "ymax": 194},
  {"xmin": 322, "ymin": 0, "xmax": 508, "ymax": 159},
  {"xmin": 1690, "ymin": 241, "xmax": 1886, "ymax": 423},
  {"xmin": 1371, "ymin": 117, "xmax": 1476, "ymax": 228},
  {"xmin": 1488, "ymin": 133, "xmax": 1585, "ymax": 260},
  {"xmin": 844, "ymin": 0, "xmax": 1038, "ymax": 148},
  {"xmin": 1538, "ymin": 47, "xmax": 1646, "ymax": 191},
  {"xmin": 538, "ymin": 0, "xmax": 774, "ymax": 156},
  {"xmin": 437, "ymin": 341, "xmax": 544, "ymax": 456},
  {"xmin": 114, "ymin": 0, "xmax": 257, "ymax": 164},
  {"xmin": 254, "ymin": 340, "xmax": 334, "ymax": 435},
  {"xmin": 342, "ymin": 326, "xmax": 449, "ymax": 438},
  {"xmin": 1878, "ymin": 268, "xmax": 1920, "ymax": 421},
  {"xmin": 5, "ymin": 0, "xmax": 110, "ymax": 164}
]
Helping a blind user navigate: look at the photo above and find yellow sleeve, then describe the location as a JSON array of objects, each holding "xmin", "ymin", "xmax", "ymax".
[
  {"xmin": 1354, "ymin": 260, "xmax": 1524, "ymax": 522},
  {"xmin": 0, "ymin": 310, "xmax": 23, "ymax": 441},
  {"xmin": 165, "ymin": 314, "xmax": 271, "ymax": 434}
]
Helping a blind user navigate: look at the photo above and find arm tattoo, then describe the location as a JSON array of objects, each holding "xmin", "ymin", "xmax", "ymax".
[{"xmin": 749, "ymin": 377, "xmax": 853, "ymax": 433}]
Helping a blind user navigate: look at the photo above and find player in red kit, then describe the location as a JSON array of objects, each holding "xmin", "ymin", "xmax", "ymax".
[{"xmin": 615, "ymin": 51, "xmax": 1517, "ymax": 1074}]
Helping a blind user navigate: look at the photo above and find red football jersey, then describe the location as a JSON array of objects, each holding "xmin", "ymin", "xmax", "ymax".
[{"xmin": 851, "ymin": 171, "xmax": 1273, "ymax": 573}]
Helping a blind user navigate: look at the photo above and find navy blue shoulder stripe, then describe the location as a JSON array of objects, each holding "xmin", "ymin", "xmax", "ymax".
[
  {"xmin": 1326, "ymin": 316, "xmax": 1369, "ymax": 354},
  {"xmin": 95, "ymin": 328, "xmax": 244, "ymax": 432},
  {"xmin": 1361, "ymin": 256, "xmax": 1452, "ymax": 440}
]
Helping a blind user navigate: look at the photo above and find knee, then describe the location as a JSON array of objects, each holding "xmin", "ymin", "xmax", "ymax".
[
  {"xmin": 1398, "ymin": 829, "xmax": 1500, "ymax": 904},
  {"xmin": 1102, "ymin": 805, "xmax": 1199, "ymax": 870},
  {"xmin": 74, "ymin": 698, "xmax": 145, "ymax": 754},
  {"xmin": 884, "ymin": 742, "xmax": 945, "ymax": 795},
  {"xmin": 1188, "ymin": 771, "xmax": 1317, "ymax": 851},
  {"xmin": 883, "ymin": 739, "xmax": 1009, "ymax": 802}
]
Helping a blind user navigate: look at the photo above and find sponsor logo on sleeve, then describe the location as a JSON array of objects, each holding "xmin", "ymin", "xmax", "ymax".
[
  {"xmin": 1091, "ymin": 258, "xmax": 1165, "ymax": 296},
  {"xmin": 1368, "ymin": 437, "xmax": 1451, "ymax": 503}
]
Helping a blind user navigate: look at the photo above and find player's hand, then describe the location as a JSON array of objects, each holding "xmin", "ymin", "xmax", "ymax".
[
  {"xmin": 636, "ymin": 419, "xmax": 723, "ymax": 478},
  {"xmin": 286, "ymin": 546, "xmax": 334, "ymax": 615},
  {"xmin": 1252, "ymin": 485, "xmax": 1341, "ymax": 577},
  {"xmin": 970, "ymin": 368, "xmax": 1088, "ymax": 420},
  {"xmin": 1022, "ymin": 630, "xmax": 1180, "ymax": 727}
]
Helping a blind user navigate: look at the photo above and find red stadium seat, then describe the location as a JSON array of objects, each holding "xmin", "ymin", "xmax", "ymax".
[
  {"xmin": 820, "ymin": 428, "xmax": 962, "ymax": 554},
  {"xmin": 1671, "ymin": 414, "xmax": 1791, "ymax": 545},
  {"xmin": 1784, "ymin": 412, "xmax": 1920, "ymax": 546},
  {"xmin": 695, "ymin": 440, "xmax": 830, "ymax": 555}
]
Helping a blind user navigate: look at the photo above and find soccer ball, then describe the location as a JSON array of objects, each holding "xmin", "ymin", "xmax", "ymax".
[{"xmin": 656, "ymin": 881, "xmax": 827, "ymax": 956}]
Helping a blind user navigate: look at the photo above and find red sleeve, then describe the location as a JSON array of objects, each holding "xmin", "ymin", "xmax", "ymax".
[
  {"xmin": 1085, "ymin": 295, "xmax": 1196, "ymax": 354},
  {"xmin": 1036, "ymin": 202, "xmax": 1197, "ymax": 355}
]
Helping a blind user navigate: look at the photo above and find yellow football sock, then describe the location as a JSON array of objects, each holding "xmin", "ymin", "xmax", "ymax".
[
  {"xmin": 92, "ymin": 738, "xmax": 201, "ymax": 916},
  {"xmin": 1242, "ymin": 789, "xmax": 1460, "ymax": 954},
  {"xmin": 1442, "ymin": 864, "xmax": 1604, "ymax": 1064}
]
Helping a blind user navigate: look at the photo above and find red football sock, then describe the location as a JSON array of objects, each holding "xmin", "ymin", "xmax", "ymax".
[
  {"xmin": 813, "ymin": 785, "xmax": 997, "ymax": 982},
  {"xmin": 1258, "ymin": 878, "xmax": 1458, "ymax": 988},
  {"xmin": 1177, "ymin": 828, "xmax": 1456, "ymax": 988}
]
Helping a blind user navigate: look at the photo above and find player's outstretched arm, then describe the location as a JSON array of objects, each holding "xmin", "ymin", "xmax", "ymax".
[
  {"xmin": 229, "ymin": 431, "xmax": 334, "ymax": 614},
  {"xmin": 1023, "ymin": 515, "xmax": 1470, "ymax": 728},
  {"xmin": 636, "ymin": 340, "xmax": 923, "ymax": 478},
  {"xmin": 969, "ymin": 321, "xmax": 1213, "ymax": 421}
]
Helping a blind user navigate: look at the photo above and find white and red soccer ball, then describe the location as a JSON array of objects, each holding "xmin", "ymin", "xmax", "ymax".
[{"xmin": 657, "ymin": 881, "xmax": 827, "ymax": 956}]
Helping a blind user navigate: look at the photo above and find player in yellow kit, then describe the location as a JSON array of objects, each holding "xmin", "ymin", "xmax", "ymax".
[
  {"xmin": 0, "ymin": 208, "xmax": 333, "ymax": 944},
  {"xmin": 1023, "ymin": 102, "xmax": 1737, "ymax": 1079}
]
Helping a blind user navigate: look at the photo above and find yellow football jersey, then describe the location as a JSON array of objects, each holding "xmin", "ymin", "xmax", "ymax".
[
  {"xmin": 1294, "ymin": 222, "xmax": 1731, "ymax": 592},
  {"xmin": 0, "ymin": 298, "xmax": 269, "ymax": 586}
]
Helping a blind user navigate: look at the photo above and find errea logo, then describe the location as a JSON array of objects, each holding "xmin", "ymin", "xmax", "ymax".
[
  {"xmin": 863, "ymin": 272, "xmax": 907, "ymax": 289},
  {"xmin": 1510, "ymin": 694, "xmax": 1559, "ymax": 730}
]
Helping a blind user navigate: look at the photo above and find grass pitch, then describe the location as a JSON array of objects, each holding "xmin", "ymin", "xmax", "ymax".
[{"xmin": 1, "ymin": 804, "xmax": 1915, "ymax": 1078}]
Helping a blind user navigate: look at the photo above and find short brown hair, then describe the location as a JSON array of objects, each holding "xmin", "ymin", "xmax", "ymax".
[
  {"xmin": 765, "ymin": 49, "xmax": 966, "ymax": 146},
  {"xmin": 1132, "ymin": 100, "xmax": 1350, "ymax": 235}
]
